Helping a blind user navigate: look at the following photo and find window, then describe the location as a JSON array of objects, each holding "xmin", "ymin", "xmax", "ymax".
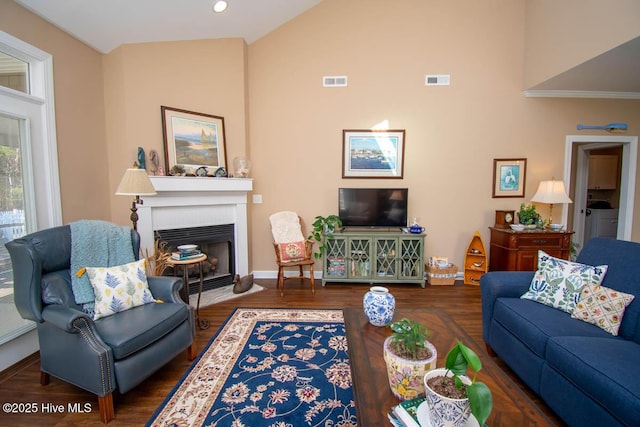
[
  {"xmin": 0, "ymin": 52, "xmax": 29, "ymax": 93},
  {"xmin": 0, "ymin": 31, "xmax": 61, "ymax": 344}
]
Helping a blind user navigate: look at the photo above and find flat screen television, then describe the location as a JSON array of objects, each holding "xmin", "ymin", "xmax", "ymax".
[{"xmin": 338, "ymin": 188, "xmax": 408, "ymax": 228}]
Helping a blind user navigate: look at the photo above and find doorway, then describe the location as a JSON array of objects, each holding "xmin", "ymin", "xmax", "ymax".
[{"xmin": 564, "ymin": 135, "xmax": 637, "ymax": 251}]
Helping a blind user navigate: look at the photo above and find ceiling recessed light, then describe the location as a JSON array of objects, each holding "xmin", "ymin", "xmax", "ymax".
[{"xmin": 213, "ymin": 1, "xmax": 228, "ymax": 13}]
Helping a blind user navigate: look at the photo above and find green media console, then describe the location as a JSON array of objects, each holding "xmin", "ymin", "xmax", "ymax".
[{"xmin": 321, "ymin": 229, "xmax": 425, "ymax": 287}]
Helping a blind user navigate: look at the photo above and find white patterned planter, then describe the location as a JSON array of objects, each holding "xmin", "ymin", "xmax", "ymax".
[{"xmin": 423, "ymin": 368, "xmax": 472, "ymax": 427}]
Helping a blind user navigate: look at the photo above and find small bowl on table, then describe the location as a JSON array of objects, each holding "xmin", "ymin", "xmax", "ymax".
[
  {"xmin": 510, "ymin": 224, "xmax": 525, "ymax": 231},
  {"xmin": 549, "ymin": 224, "xmax": 564, "ymax": 231}
]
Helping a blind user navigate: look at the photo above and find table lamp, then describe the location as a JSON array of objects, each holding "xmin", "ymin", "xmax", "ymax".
[
  {"xmin": 115, "ymin": 168, "xmax": 157, "ymax": 230},
  {"xmin": 530, "ymin": 179, "xmax": 572, "ymax": 226}
]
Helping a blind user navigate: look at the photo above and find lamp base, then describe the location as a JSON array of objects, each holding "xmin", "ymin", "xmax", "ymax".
[{"xmin": 130, "ymin": 196, "xmax": 142, "ymax": 231}]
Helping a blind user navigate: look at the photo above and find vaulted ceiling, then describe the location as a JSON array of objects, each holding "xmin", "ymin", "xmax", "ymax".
[
  {"xmin": 14, "ymin": 0, "xmax": 322, "ymax": 53},
  {"xmin": 12, "ymin": 0, "xmax": 640, "ymax": 97}
]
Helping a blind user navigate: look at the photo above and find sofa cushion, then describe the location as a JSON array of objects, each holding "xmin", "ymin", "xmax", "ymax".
[
  {"xmin": 493, "ymin": 298, "xmax": 611, "ymax": 357},
  {"xmin": 95, "ymin": 302, "xmax": 189, "ymax": 359},
  {"xmin": 86, "ymin": 259, "xmax": 156, "ymax": 320},
  {"xmin": 571, "ymin": 283, "xmax": 635, "ymax": 336},
  {"xmin": 546, "ymin": 336, "xmax": 640, "ymax": 425},
  {"xmin": 521, "ymin": 251, "xmax": 608, "ymax": 313},
  {"xmin": 577, "ymin": 238, "xmax": 640, "ymax": 343}
]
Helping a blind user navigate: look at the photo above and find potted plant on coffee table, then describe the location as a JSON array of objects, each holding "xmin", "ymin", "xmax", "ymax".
[
  {"xmin": 423, "ymin": 340, "xmax": 493, "ymax": 427},
  {"xmin": 308, "ymin": 214, "xmax": 342, "ymax": 259},
  {"xmin": 383, "ymin": 318, "xmax": 437, "ymax": 401}
]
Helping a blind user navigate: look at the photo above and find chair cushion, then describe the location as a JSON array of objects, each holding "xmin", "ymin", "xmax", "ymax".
[
  {"xmin": 277, "ymin": 241, "xmax": 306, "ymax": 261},
  {"xmin": 86, "ymin": 259, "xmax": 156, "ymax": 320},
  {"xmin": 492, "ymin": 298, "xmax": 610, "ymax": 358},
  {"xmin": 545, "ymin": 336, "xmax": 640, "ymax": 425},
  {"xmin": 95, "ymin": 302, "xmax": 189, "ymax": 359}
]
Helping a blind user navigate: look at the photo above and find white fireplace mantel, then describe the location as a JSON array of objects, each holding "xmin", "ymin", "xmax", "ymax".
[{"xmin": 137, "ymin": 176, "xmax": 253, "ymax": 276}]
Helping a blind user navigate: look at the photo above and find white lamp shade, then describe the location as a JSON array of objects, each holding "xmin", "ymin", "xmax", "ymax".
[
  {"xmin": 531, "ymin": 180, "xmax": 572, "ymax": 204},
  {"xmin": 115, "ymin": 168, "xmax": 157, "ymax": 196}
]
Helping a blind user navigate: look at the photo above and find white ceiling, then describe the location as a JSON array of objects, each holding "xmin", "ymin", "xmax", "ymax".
[
  {"xmin": 11, "ymin": 0, "xmax": 640, "ymax": 96},
  {"xmin": 14, "ymin": 0, "xmax": 322, "ymax": 53}
]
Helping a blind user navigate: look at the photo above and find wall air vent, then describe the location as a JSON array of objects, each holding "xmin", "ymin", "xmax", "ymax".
[
  {"xmin": 323, "ymin": 76, "xmax": 348, "ymax": 87},
  {"xmin": 425, "ymin": 74, "xmax": 450, "ymax": 86}
]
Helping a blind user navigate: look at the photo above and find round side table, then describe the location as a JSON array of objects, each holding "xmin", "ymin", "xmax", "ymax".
[{"xmin": 167, "ymin": 253, "xmax": 210, "ymax": 330}]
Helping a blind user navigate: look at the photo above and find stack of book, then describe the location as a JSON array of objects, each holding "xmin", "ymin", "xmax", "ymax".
[
  {"xmin": 171, "ymin": 245, "xmax": 202, "ymax": 261},
  {"xmin": 388, "ymin": 396, "xmax": 425, "ymax": 427}
]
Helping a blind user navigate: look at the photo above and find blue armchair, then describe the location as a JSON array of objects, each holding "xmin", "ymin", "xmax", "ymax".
[{"xmin": 5, "ymin": 224, "xmax": 195, "ymax": 423}]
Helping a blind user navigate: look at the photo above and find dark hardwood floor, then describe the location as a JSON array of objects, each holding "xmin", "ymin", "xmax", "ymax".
[{"xmin": 0, "ymin": 279, "xmax": 564, "ymax": 426}]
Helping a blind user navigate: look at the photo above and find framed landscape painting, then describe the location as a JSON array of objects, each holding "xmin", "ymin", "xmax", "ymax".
[
  {"xmin": 342, "ymin": 129, "xmax": 405, "ymax": 178},
  {"xmin": 161, "ymin": 106, "xmax": 227, "ymax": 173},
  {"xmin": 492, "ymin": 158, "xmax": 527, "ymax": 198}
]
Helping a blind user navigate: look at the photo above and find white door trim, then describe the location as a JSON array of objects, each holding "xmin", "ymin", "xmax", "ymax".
[{"xmin": 564, "ymin": 135, "xmax": 637, "ymax": 247}]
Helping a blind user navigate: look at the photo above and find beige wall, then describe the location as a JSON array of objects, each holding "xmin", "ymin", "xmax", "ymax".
[
  {"xmin": 102, "ymin": 39, "xmax": 250, "ymax": 226},
  {"xmin": 0, "ymin": 0, "xmax": 110, "ymax": 223},
  {"xmin": 4, "ymin": 0, "xmax": 640, "ymax": 274},
  {"xmin": 524, "ymin": 0, "xmax": 640, "ymax": 88},
  {"xmin": 248, "ymin": 0, "xmax": 640, "ymax": 272}
]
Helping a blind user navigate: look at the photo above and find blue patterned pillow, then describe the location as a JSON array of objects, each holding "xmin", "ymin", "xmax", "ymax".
[
  {"xmin": 520, "ymin": 250, "xmax": 608, "ymax": 313},
  {"xmin": 86, "ymin": 259, "xmax": 156, "ymax": 320}
]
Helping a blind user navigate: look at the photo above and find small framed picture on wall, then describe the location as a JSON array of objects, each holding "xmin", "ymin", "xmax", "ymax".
[{"xmin": 492, "ymin": 158, "xmax": 526, "ymax": 198}]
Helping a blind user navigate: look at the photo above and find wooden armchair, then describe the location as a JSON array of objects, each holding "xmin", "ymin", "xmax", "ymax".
[{"xmin": 269, "ymin": 211, "xmax": 315, "ymax": 297}]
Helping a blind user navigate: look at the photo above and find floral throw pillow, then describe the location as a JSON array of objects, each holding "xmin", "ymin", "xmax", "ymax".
[
  {"xmin": 278, "ymin": 241, "xmax": 307, "ymax": 262},
  {"xmin": 520, "ymin": 250, "xmax": 608, "ymax": 313},
  {"xmin": 86, "ymin": 259, "xmax": 156, "ymax": 320},
  {"xmin": 571, "ymin": 284, "xmax": 635, "ymax": 335}
]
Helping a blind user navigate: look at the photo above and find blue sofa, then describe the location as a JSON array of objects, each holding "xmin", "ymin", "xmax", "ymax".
[{"xmin": 481, "ymin": 237, "xmax": 640, "ymax": 427}]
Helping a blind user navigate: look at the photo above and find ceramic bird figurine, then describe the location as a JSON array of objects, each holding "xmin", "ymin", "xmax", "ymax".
[
  {"xmin": 148, "ymin": 149, "xmax": 159, "ymax": 175},
  {"xmin": 135, "ymin": 147, "xmax": 146, "ymax": 169}
]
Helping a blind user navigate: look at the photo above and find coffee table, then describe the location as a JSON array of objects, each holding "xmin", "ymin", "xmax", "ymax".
[{"xmin": 343, "ymin": 308, "xmax": 555, "ymax": 426}]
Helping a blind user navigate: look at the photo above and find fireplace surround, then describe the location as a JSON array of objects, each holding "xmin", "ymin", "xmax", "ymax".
[{"xmin": 137, "ymin": 176, "xmax": 253, "ymax": 289}]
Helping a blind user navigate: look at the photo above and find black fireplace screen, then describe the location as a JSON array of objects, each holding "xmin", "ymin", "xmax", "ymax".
[{"xmin": 155, "ymin": 224, "xmax": 235, "ymax": 294}]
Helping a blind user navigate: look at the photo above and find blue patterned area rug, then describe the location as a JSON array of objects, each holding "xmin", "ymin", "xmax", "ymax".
[{"xmin": 147, "ymin": 308, "xmax": 357, "ymax": 427}]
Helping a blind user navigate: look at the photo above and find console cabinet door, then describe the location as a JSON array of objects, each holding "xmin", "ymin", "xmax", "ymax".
[
  {"xmin": 323, "ymin": 236, "xmax": 348, "ymax": 280},
  {"xmin": 347, "ymin": 237, "xmax": 373, "ymax": 279},
  {"xmin": 399, "ymin": 236, "xmax": 424, "ymax": 280},
  {"xmin": 374, "ymin": 237, "xmax": 398, "ymax": 279}
]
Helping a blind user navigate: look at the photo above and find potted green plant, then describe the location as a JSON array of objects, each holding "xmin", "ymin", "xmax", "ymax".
[
  {"xmin": 383, "ymin": 318, "xmax": 437, "ymax": 400},
  {"xmin": 423, "ymin": 340, "xmax": 493, "ymax": 427},
  {"xmin": 307, "ymin": 214, "xmax": 342, "ymax": 259},
  {"xmin": 517, "ymin": 203, "xmax": 541, "ymax": 227}
]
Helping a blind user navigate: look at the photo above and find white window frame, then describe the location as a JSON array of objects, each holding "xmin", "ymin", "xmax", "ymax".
[
  {"xmin": 0, "ymin": 31, "xmax": 61, "ymax": 369},
  {"xmin": 0, "ymin": 30, "xmax": 61, "ymax": 231}
]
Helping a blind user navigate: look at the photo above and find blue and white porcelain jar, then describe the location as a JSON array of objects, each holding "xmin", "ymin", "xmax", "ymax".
[{"xmin": 363, "ymin": 286, "xmax": 395, "ymax": 326}]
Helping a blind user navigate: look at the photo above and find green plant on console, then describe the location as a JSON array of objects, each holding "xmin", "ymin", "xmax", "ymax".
[
  {"xmin": 388, "ymin": 318, "xmax": 432, "ymax": 360},
  {"xmin": 308, "ymin": 215, "xmax": 342, "ymax": 259},
  {"xmin": 517, "ymin": 203, "xmax": 540, "ymax": 225},
  {"xmin": 443, "ymin": 340, "xmax": 493, "ymax": 426}
]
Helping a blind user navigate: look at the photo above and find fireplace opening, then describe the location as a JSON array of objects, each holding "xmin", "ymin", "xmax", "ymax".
[{"xmin": 155, "ymin": 224, "xmax": 235, "ymax": 294}]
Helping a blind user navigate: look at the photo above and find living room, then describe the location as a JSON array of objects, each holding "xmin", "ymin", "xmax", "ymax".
[{"xmin": 1, "ymin": 0, "xmax": 640, "ymax": 424}]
